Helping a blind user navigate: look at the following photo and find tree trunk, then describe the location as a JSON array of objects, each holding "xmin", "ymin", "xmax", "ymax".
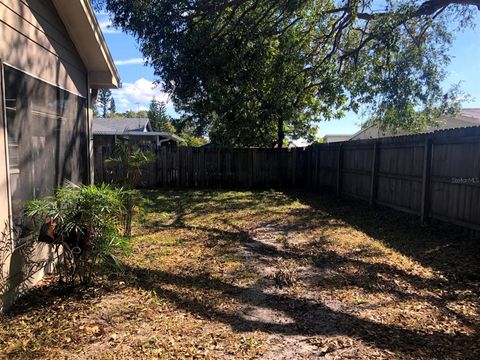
[{"xmin": 277, "ymin": 118, "xmax": 284, "ymax": 148}]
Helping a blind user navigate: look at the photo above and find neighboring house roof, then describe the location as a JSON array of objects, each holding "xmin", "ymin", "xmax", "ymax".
[
  {"xmin": 52, "ymin": 0, "xmax": 119, "ymax": 88},
  {"xmin": 114, "ymin": 131, "xmax": 184, "ymax": 143},
  {"xmin": 289, "ymin": 139, "xmax": 311, "ymax": 148},
  {"xmin": 322, "ymin": 134, "xmax": 353, "ymax": 143},
  {"xmin": 350, "ymin": 108, "xmax": 480, "ymax": 141},
  {"xmin": 93, "ymin": 118, "xmax": 184, "ymax": 143},
  {"xmin": 460, "ymin": 108, "xmax": 480, "ymax": 119},
  {"xmin": 94, "ymin": 130, "xmax": 184, "ymax": 143},
  {"xmin": 93, "ymin": 118, "xmax": 152, "ymax": 133}
]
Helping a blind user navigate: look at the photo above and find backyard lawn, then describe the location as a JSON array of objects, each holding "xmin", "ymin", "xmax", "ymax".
[{"xmin": 1, "ymin": 190, "xmax": 479, "ymax": 359}]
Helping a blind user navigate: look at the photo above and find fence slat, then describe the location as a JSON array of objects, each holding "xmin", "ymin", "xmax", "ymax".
[
  {"xmin": 369, "ymin": 142, "xmax": 379, "ymax": 205},
  {"xmin": 336, "ymin": 144, "xmax": 343, "ymax": 198},
  {"xmin": 421, "ymin": 139, "xmax": 433, "ymax": 224}
]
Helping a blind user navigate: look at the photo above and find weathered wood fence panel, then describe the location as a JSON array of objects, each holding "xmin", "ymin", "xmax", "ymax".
[
  {"xmin": 428, "ymin": 137, "xmax": 480, "ymax": 229},
  {"xmin": 94, "ymin": 126, "xmax": 480, "ymax": 231},
  {"xmin": 375, "ymin": 141, "xmax": 424, "ymax": 215},
  {"xmin": 94, "ymin": 146, "xmax": 309, "ymax": 189},
  {"xmin": 341, "ymin": 143, "xmax": 374, "ymax": 202}
]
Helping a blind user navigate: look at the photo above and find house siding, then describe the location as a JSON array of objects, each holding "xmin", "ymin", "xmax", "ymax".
[
  {"xmin": 0, "ymin": 0, "xmax": 90, "ymax": 311},
  {"xmin": 0, "ymin": 0, "xmax": 88, "ymax": 97}
]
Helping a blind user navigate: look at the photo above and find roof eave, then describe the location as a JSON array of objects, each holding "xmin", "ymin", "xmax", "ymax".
[{"xmin": 52, "ymin": 0, "xmax": 120, "ymax": 89}]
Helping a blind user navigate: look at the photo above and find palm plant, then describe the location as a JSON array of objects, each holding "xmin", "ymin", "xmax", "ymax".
[
  {"xmin": 105, "ymin": 142, "xmax": 156, "ymax": 236},
  {"xmin": 25, "ymin": 184, "xmax": 128, "ymax": 285}
]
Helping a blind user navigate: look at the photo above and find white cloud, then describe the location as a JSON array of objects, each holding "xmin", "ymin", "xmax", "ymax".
[
  {"xmin": 114, "ymin": 58, "xmax": 145, "ymax": 66},
  {"xmin": 112, "ymin": 78, "xmax": 171, "ymax": 112},
  {"xmin": 98, "ymin": 19, "xmax": 121, "ymax": 34},
  {"xmin": 95, "ymin": 10, "xmax": 110, "ymax": 17}
]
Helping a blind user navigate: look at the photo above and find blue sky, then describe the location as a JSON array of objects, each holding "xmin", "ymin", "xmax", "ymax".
[{"xmin": 98, "ymin": 12, "xmax": 480, "ymax": 137}]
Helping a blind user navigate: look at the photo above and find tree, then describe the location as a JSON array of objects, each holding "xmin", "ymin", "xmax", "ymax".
[
  {"xmin": 110, "ymin": 97, "xmax": 116, "ymax": 116},
  {"xmin": 148, "ymin": 98, "xmax": 176, "ymax": 132},
  {"xmin": 123, "ymin": 110, "xmax": 137, "ymax": 118},
  {"xmin": 136, "ymin": 110, "xmax": 148, "ymax": 118},
  {"xmin": 97, "ymin": 88, "xmax": 112, "ymax": 118},
  {"xmin": 179, "ymin": 131, "xmax": 207, "ymax": 147},
  {"xmin": 172, "ymin": 115, "xmax": 206, "ymax": 146},
  {"xmin": 103, "ymin": 0, "xmax": 476, "ymax": 147}
]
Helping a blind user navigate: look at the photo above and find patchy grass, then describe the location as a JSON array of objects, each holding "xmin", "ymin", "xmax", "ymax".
[{"xmin": 1, "ymin": 190, "xmax": 479, "ymax": 359}]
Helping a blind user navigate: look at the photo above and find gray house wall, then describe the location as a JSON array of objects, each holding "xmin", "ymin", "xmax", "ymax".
[
  {"xmin": 0, "ymin": 0, "xmax": 90, "ymax": 311},
  {"xmin": 0, "ymin": 0, "xmax": 88, "ymax": 96}
]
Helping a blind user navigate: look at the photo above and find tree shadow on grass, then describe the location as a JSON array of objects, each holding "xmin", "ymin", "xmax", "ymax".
[
  {"xmin": 134, "ymin": 190, "xmax": 480, "ymax": 350},
  {"xmin": 287, "ymin": 191, "xmax": 480, "ymax": 284},
  {"xmin": 137, "ymin": 189, "xmax": 294, "ymax": 233},
  {"xmin": 121, "ymin": 263, "xmax": 479, "ymax": 359},
  {"xmin": 124, "ymin": 200, "xmax": 480, "ymax": 359},
  {"xmin": 4, "ymin": 190, "xmax": 479, "ymax": 359},
  {"xmin": 6, "ymin": 240, "xmax": 478, "ymax": 358}
]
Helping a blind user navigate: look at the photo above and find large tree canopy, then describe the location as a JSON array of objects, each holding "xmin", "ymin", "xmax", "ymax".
[{"xmin": 98, "ymin": 0, "xmax": 478, "ymax": 147}]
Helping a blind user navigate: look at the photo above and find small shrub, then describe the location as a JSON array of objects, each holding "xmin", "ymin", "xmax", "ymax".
[
  {"xmin": 273, "ymin": 259, "xmax": 299, "ymax": 288},
  {"xmin": 25, "ymin": 184, "xmax": 129, "ymax": 285},
  {"xmin": 105, "ymin": 142, "xmax": 156, "ymax": 236}
]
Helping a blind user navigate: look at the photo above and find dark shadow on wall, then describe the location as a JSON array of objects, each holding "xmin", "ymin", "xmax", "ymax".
[
  {"xmin": 1, "ymin": 0, "xmax": 89, "ymax": 310},
  {"xmin": 0, "ymin": 221, "xmax": 54, "ymax": 312}
]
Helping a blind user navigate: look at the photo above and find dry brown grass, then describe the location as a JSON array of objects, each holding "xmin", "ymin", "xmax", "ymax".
[{"xmin": 1, "ymin": 190, "xmax": 479, "ymax": 359}]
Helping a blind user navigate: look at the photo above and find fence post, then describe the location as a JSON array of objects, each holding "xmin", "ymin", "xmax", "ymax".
[
  {"xmin": 175, "ymin": 147, "xmax": 180, "ymax": 188},
  {"xmin": 369, "ymin": 141, "xmax": 379, "ymax": 205},
  {"xmin": 420, "ymin": 138, "xmax": 433, "ymax": 224},
  {"xmin": 161, "ymin": 146, "xmax": 167, "ymax": 188},
  {"xmin": 155, "ymin": 146, "xmax": 160, "ymax": 187},
  {"xmin": 308, "ymin": 146, "xmax": 312, "ymax": 189},
  {"xmin": 313, "ymin": 145, "xmax": 319, "ymax": 191},
  {"xmin": 336, "ymin": 143, "xmax": 343, "ymax": 197}
]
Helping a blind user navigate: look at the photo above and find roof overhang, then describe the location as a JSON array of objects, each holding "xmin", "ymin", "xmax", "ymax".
[
  {"xmin": 93, "ymin": 131, "xmax": 185, "ymax": 143},
  {"xmin": 52, "ymin": 0, "xmax": 120, "ymax": 89}
]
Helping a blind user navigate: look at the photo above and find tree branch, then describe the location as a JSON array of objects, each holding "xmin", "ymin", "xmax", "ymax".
[{"xmin": 357, "ymin": 0, "xmax": 480, "ymax": 20}]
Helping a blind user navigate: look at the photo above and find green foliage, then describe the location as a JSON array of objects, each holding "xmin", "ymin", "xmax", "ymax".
[
  {"xmin": 24, "ymin": 184, "xmax": 128, "ymax": 285},
  {"xmin": 148, "ymin": 98, "xmax": 176, "ymax": 132},
  {"xmin": 172, "ymin": 115, "xmax": 206, "ymax": 146},
  {"xmin": 105, "ymin": 143, "xmax": 156, "ymax": 188},
  {"xmin": 124, "ymin": 110, "xmax": 138, "ymax": 118},
  {"xmin": 110, "ymin": 97, "xmax": 116, "ymax": 115},
  {"xmin": 178, "ymin": 130, "xmax": 207, "ymax": 147},
  {"xmin": 105, "ymin": 142, "xmax": 156, "ymax": 236},
  {"xmin": 102, "ymin": 0, "xmax": 473, "ymax": 146},
  {"xmin": 137, "ymin": 110, "xmax": 148, "ymax": 118},
  {"xmin": 113, "ymin": 110, "xmax": 149, "ymax": 119},
  {"xmin": 96, "ymin": 89, "xmax": 113, "ymax": 118}
]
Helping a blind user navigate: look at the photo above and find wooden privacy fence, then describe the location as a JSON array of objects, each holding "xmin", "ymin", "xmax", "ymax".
[
  {"xmin": 95, "ymin": 146, "xmax": 309, "ymax": 189},
  {"xmin": 94, "ymin": 126, "xmax": 480, "ymax": 231}
]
